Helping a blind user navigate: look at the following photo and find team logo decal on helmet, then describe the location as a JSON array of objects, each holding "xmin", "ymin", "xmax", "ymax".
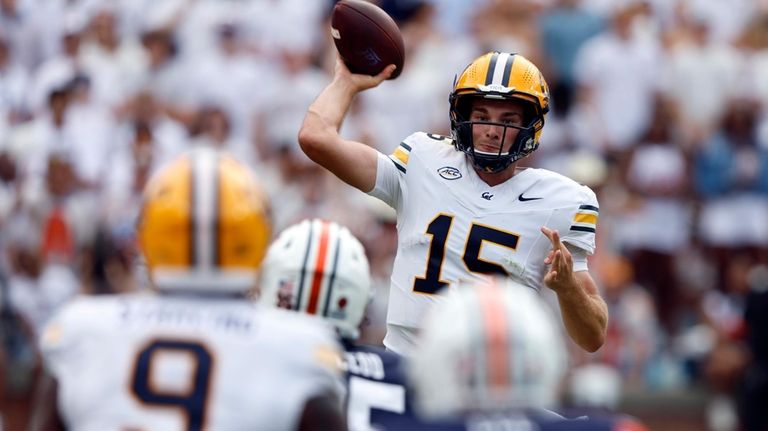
[
  {"xmin": 276, "ymin": 279, "xmax": 295, "ymax": 309},
  {"xmin": 449, "ymin": 52, "xmax": 550, "ymax": 173}
]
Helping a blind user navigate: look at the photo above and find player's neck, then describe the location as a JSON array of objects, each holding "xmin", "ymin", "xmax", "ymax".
[{"xmin": 475, "ymin": 163, "xmax": 518, "ymax": 187}]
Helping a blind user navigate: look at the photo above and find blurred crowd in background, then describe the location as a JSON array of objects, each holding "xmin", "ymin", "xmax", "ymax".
[{"xmin": 1, "ymin": 0, "xmax": 768, "ymax": 429}]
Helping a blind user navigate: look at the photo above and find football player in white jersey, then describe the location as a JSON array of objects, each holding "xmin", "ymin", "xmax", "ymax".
[
  {"xmin": 258, "ymin": 219, "xmax": 414, "ymax": 431},
  {"xmin": 299, "ymin": 51, "xmax": 608, "ymax": 356},
  {"xmin": 36, "ymin": 148, "xmax": 346, "ymax": 431}
]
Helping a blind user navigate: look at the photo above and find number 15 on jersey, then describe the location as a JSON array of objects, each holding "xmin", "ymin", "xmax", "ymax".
[{"xmin": 414, "ymin": 214, "xmax": 521, "ymax": 294}]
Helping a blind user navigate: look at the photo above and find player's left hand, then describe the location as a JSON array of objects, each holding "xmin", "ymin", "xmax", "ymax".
[{"xmin": 541, "ymin": 226, "xmax": 575, "ymax": 293}]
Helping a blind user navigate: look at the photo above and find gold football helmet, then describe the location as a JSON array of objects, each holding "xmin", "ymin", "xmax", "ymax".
[
  {"xmin": 449, "ymin": 52, "xmax": 550, "ymax": 173},
  {"xmin": 137, "ymin": 147, "xmax": 271, "ymax": 293}
]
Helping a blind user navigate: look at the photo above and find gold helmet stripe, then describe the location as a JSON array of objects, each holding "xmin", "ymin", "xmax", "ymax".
[{"xmin": 191, "ymin": 147, "xmax": 220, "ymax": 270}]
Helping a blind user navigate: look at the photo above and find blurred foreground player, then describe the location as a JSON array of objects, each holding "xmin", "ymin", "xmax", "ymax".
[
  {"xmin": 260, "ymin": 219, "xmax": 415, "ymax": 431},
  {"xmin": 37, "ymin": 148, "xmax": 345, "ymax": 431},
  {"xmin": 404, "ymin": 277, "xmax": 648, "ymax": 431}
]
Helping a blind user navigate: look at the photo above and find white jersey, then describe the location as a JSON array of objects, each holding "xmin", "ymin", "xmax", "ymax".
[
  {"xmin": 39, "ymin": 293, "xmax": 344, "ymax": 431},
  {"xmin": 370, "ymin": 132, "xmax": 599, "ymax": 355}
]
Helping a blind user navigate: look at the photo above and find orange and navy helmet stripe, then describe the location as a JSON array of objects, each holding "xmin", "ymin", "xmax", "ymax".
[
  {"xmin": 322, "ymin": 232, "xmax": 343, "ymax": 317},
  {"xmin": 295, "ymin": 220, "xmax": 344, "ymax": 316},
  {"xmin": 307, "ymin": 221, "xmax": 331, "ymax": 314},
  {"xmin": 295, "ymin": 220, "xmax": 315, "ymax": 310},
  {"xmin": 476, "ymin": 279, "xmax": 511, "ymax": 390}
]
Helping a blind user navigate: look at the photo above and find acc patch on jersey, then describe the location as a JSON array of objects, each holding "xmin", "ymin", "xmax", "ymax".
[{"xmin": 438, "ymin": 166, "xmax": 462, "ymax": 180}]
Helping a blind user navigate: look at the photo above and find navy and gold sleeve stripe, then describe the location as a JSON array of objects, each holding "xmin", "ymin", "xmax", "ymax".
[
  {"xmin": 388, "ymin": 142, "xmax": 411, "ymax": 174},
  {"xmin": 570, "ymin": 204, "xmax": 598, "ymax": 233}
]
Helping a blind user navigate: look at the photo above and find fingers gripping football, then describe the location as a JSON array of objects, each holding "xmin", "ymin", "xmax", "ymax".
[{"xmin": 334, "ymin": 58, "xmax": 397, "ymax": 92}]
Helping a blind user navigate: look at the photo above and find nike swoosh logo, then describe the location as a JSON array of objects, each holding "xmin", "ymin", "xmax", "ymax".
[{"xmin": 518, "ymin": 193, "xmax": 542, "ymax": 202}]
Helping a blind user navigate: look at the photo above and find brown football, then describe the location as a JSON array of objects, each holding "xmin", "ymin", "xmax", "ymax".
[{"xmin": 331, "ymin": 0, "xmax": 404, "ymax": 79}]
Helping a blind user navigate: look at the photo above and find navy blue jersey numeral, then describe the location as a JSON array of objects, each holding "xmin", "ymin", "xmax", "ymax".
[
  {"xmin": 131, "ymin": 339, "xmax": 214, "ymax": 431},
  {"xmin": 413, "ymin": 215, "xmax": 453, "ymax": 294},
  {"xmin": 413, "ymin": 216, "xmax": 521, "ymax": 294},
  {"xmin": 463, "ymin": 224, "xmax": 519, "ymax": 275}
]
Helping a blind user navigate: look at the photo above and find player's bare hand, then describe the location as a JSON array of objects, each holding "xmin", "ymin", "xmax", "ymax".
[
  {"xmin": 541, "ymin": 226, "xmax": 575, "ymax": 292},
  {"xmin": 333, "ymin": 57, "xmax": 396, "ymax": 92}
]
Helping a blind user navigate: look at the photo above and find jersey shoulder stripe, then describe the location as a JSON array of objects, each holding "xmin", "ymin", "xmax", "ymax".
[
  {"xmin": 570, "ymin": 204, "xmax": 599, "ymax": 233},
  {"xmin": 388, "ymin": 142, "xmax": 412, "ymax": 173},
  {"xmin": 387, "ymin": 132, "xmax": 453, "ymax": 174}
]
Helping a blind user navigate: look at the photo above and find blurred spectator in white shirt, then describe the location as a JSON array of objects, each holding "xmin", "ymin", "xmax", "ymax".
[
  {"xmin": 189, "ymin": 21, "xmax": 278, "ymax": 150},
  {"xmin": 61, "ymin": 75, "xmax": 117, "ymax": 187},
  {"xmin": 694, "ymin": 99, "xmax": 768, "ymax": 288},
  {"xmin": 618, "ymin": 95, "xmax": 693, "ymax": 331},
  {"xmin": 241, "ymin": 0, "xmax": 326, "ymax": 59},
  {"xmin": 190, "ymin": 105, "xmax": 256, "ymax": 166},
  {"xmin": 139, "ymin": 27, "xmax": 196, "ymax": 108},
  {"xmin": 4, "ymin": 206, "xmax": 80, "ymax": 340},
  {"xmin": 102, "ymin": 120, "xmax": 159, "ymax": 245},
  {"xmin": 664, "ymin": 13, "xmax": 744, "ymax": 147},
  {"xmin": 539, "ymin": 0, "xmax": 604, "ymax": 117},
  {"xmin": 26, "ymin": 12, "xmax": 85, "ymax": 114},
  {"xmin": 0, "ymin": 35, "xmax": 30, "ymax": 124},
  {"xmin": 571, "ymin": 3, "xmax": 662, "ymax": 154},
  {"xmin": 79, "ymin": 6, "xmax": 148, "ymax": 108},
  {"xmin": 739, "ymin": 11, "xmax": 768, "ymax": 148},
  {"xmin": 259, "ymin": 49, "xmax": 327, "ymax": 161},
  {"xmin": 679, "ymin": 0, "xmax": 755, "ymax": 44},
  {"xmin": 11, "ymin": 88, "xmax": 74, "ymax": 183},
  {"xmin": 114, "ymin": 90, "xmax": 188, "ymax": 167},
  {"xmin": 0, "ymin": 0, "xmax": 45, "ymax": 71}
]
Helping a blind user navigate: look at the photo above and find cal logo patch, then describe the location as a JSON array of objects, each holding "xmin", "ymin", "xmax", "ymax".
[{"xmin": 438, "ymin": 166, "xmax": 462, "ymax": 180}]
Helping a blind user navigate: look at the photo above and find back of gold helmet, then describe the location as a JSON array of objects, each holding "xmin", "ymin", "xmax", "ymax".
[
  {"xmin": 450, "ymin": 52, "xmax": 550, "ymax": 173},
  {"xmin": 137, "ymin": 147, "xmax": 271, "ymax": 294}
]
